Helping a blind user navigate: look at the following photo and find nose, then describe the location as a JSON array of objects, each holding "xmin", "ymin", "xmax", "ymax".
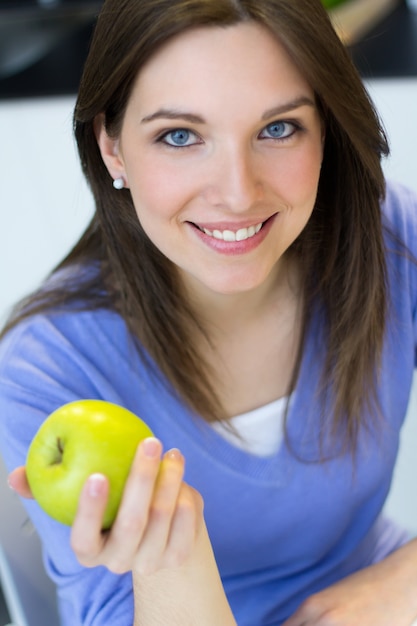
[{"xmin": 206, "ymin": 143, "xmax": 263, "ymax": 213}]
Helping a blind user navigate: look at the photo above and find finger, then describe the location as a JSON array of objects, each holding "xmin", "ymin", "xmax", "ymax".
[
  {"xmin": 8, "ymin": 466, "xmax": 33, "ymax": 499},
  {"xmin": 282, "ymin": 617, "xmax": 307, "ymax": 626},
  {"xmin": 133, "ymin": 448, "xmax": 185, "ymax": 575},
  {"xmin": 102, "ymin": 437, "xmax": 163, "ymax": 573},
  {"xmin": 283, "ymin": 607, "xmax": 313, "ymax": 626},
  {"xmin": 163, "ymin": 482, "xmax": 203, "ymax": 569},
  {"xmin": 282, "ymin": 595, "xmax": 322, "ymax": 626},
  {"xmin": 282, "ymin": 614, "xmax": 309, "ymax": 626},
  {"xmin": 70, "ymin": 473, "xmax": 109, "ymax": 567}
]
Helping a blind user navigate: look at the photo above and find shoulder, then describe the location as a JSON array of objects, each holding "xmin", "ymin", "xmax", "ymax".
[
  {"xmin": 379, "ymin": 182, "xmax": 417, "ymax": 344},
  {"xmin": 0, "ymin": 305, "xmax": 111, "ymax": 362},
  {"xmin": 0, "ymin": 310, "xmax": 133, "ymax": 396},
  {"xmin": 0, "ymin": 260, "xmax": 127, "ymax": 378},
  {"xmin": 381, "ymin": 180, "xmax": 417, "ymax": 249},
  {"xmin": 0, "ymin": 308, "xmax": 135, "ymax": 457}
]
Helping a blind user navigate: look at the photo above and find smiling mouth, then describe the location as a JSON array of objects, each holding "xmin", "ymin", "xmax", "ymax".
[{"xmin": 192, "ymin": 219, "xmax": 268, "ymax": 242}]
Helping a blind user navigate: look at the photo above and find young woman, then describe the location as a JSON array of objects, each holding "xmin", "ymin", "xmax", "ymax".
[{"xmin": 2, "ymin": 0, "xmax": 417, "ymax": 624}]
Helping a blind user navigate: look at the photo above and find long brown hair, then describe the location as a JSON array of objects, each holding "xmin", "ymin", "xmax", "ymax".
[{"xmin": 2, "ymin": 0, "xmax": 389, "ymax": 451}]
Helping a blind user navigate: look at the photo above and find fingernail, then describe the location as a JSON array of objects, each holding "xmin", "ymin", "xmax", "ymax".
[
  {"xmin": 87, "ymin": 473, "xmax": 107, "ymax": 498},
  {"xmin": 141, "ymin": 437, "xmax": 161, "ymax": 458},
  {"xmin": 166, "ymin": 448, "xmax": 182, "ymax": 461}
]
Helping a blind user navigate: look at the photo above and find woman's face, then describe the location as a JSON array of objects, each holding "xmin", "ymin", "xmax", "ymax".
[{"xmin": 98, "ymin": 22, "xmax": 324, "ymax": 298}]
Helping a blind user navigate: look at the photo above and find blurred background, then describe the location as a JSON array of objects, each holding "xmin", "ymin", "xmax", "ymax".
[{"xmin": 0, "ymin": 0, "xmax": 417, "ymax": 622}]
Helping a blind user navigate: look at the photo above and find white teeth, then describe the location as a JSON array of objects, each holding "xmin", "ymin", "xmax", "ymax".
[
  {"xmin": 223, "ymin": 230, "xmax": 236, "ymax": 242},
  {"xmin": 202, "ymin": 222, "xmax": 263, "ymax": 242}
]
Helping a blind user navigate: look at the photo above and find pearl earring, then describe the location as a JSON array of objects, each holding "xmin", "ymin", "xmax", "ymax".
[{"xmin": 113, "ymin": 177, "xmax": 124, "ymax": 190}]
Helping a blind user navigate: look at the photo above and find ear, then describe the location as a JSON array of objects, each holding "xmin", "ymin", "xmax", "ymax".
[{"xmin": 94, "ymin": 113, "xmax": 129, "ymax": 187}]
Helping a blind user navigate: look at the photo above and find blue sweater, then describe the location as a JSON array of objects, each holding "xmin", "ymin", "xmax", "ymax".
[{"xmin": 0, "ymin": 181, "xmax": 416, "ymax": 625}]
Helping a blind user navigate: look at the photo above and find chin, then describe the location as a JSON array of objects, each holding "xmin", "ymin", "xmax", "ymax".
[
  {"xmin": 201, "ymin": 272, "xmax": 273, "ymax": 297},
  {"xmin": 179, "ymin": 258, "xmax": 281, "ymax": 299}
]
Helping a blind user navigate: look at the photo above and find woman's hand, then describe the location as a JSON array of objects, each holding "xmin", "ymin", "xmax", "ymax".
[
  {"xmin": 70, "ymin": 437, "xmax": 203, "ymax": 575},
  {"xmin": 9, "ymin": 438, "xmax": 204, "ymax": 575},
  {"xmin": 9, "ymin": 440, "xmax": 236, "ymax": 625},
  {"xmin": 283, "ymin": 538, "xmax": 417, "ymax": 626}
]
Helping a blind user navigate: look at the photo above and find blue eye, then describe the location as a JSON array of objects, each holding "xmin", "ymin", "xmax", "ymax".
[
  {"xmin": 260, "ymin": 121, "xmax": 297, "ymax": 140},
  {"xmin": 160, "ymin": 128, "xmax": 199, "ymax": 147}
]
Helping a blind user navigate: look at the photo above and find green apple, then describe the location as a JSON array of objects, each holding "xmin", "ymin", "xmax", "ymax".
[{"xmin": 26, "ymin": 399, "xmax": 154, "ymax": 529}]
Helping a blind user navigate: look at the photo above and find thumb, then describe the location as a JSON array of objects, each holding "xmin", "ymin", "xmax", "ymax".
[{"xmin": 8, "ymin": 466, "xmax": 34, "ymax": 499}]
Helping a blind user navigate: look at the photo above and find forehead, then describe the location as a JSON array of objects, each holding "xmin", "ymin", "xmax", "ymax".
[{"xmin": 127, "ymin": 22, "xmax": 314, "ymax": 112}]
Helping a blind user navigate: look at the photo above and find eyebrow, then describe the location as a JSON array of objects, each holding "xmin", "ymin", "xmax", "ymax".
[
  {"xmin": 261, "ymin": 96, "xmax": 316, "ymax": 120},
  {"xmin": 141, "ymin": 109, "xmax": 205, "ymax": 124},
  {"xmin": 140, "ymin": 95, "xmax": 316, "ymax": 125}
]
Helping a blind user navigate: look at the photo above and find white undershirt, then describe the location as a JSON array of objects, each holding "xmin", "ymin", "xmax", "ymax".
[{"xmin": 211, "ymin": 395, "xmax": 292, "ymax": 457}]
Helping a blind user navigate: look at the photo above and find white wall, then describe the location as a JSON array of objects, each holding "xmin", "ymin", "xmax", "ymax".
[
  {"xmin": 1, "ymin": 79, "xmax": 417, "ymax": 533},
  {"xmin": 0, "ymin": 96, "xmax": 93, "ymax": 326}
]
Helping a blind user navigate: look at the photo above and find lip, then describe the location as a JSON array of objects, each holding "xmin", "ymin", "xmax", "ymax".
[{"xmin": 188, "ymin": 213, "xmax": 277, "ymax": 255}]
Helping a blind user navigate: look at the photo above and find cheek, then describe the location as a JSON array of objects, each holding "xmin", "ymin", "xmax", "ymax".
[
  {"xmin": 277, "ymin": 146, "xmax": 322, "ymax": 204},
  {"xmin": 126, "ymin": 159, "xmax": 191, "ymax": 222}
]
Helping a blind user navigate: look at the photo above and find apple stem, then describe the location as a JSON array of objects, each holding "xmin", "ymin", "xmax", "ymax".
[{"xmin": 57, "ymin": 437, "xmax": 64, "ymax": 457}]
